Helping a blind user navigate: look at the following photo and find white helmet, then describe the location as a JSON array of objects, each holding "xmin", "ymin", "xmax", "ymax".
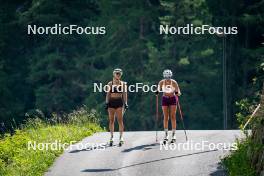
[
  {"xmin": 113, "ymin": 68, "xmax": 123, "ymax": 75},
  {"xmin": 163, "ymin": 69, "xmax": 172, "ymax": 79}
]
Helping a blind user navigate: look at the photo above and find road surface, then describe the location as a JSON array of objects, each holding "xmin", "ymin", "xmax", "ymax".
[{"xmin": 45, "ymin": 130, "xmax": 244, "ymax": 176}]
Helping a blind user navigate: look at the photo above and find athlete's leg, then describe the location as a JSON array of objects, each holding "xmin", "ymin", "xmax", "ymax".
[
  {"xmin": 162, "ymin": 106, "xmax": 169, "ymax": 129},
  {"xmin": 108, "ymin": 108, "xmax": 115, "ymax": 139},
  {"xmin": 116, "ymin": 107, "xmax": 124, "ymax": 139},
  {"xmin": 162, "ymin": 106, "xmax": 169, "ymax": 138},
  {"xmin": 170, "ymin": 105, "xmax": 177, "ymax": 138}
]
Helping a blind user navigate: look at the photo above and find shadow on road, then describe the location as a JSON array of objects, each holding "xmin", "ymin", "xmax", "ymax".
[
  {"xmin": 70, "ymin": 142, "xmax": 159, "ymax": 153},
  {"xmin": 81, "ymin": 169, "xmax": 114, "ymax": 172},
  {"xmin": 82, "ymin": 149, "xmax": 218, "ymax": 173},
  {"xmin": 122, "ymin": 143, "xmax": 159, "ymax": 152},
  {"xmin": 69, "ymin": 143, "xmax": 115, "ymax": 153}
]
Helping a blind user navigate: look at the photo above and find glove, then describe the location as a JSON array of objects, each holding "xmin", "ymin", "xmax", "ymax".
[
  {"xmin": 155, "ymin": 90, "xmax": 159, "ymax": 95},
  {"xmin": 105, "ymin": 103, "xmax": 109, "ymax": 110},
  {"xmin": 175, "ymin": 91, "xmax": 181, "ymax": 96},
  {"xmin": 124, "ymin": 103, "xmax": 128, "ymax": 109}
]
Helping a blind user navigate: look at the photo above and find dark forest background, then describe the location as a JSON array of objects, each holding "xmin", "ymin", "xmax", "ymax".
[{"xmin": 0, "ymin": 0, "xmax": 263, "ymax": 131}]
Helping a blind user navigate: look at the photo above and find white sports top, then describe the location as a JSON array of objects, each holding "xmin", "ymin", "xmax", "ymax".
[{"xmin": 162, "ymin": 79, "xmax": 175, "ymax": 93}]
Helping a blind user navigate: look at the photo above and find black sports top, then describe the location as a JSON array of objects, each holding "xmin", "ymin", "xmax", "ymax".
[{"xmin": 110, "ymin": 81, "xmax": 123, "ymax": 93}]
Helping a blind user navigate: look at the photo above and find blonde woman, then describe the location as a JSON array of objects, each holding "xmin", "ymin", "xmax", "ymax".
[{"xmin": 105, "ymin": 68, "xmax": 128, "ymax": 146}]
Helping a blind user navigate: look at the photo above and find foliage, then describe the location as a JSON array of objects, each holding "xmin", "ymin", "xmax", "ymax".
[
  {"xmin": 223, "ymin": 85, "xmax": 264, "ymax": 176},
  {"xmin": 0, "ymin": 108, "xmax": 102, "ymax": 176},
  {"xmin": 235, "ymin": 98, "xmax": 252, "ymax": 129},
  {"xmin": 222, "ymin": 138, "xmax": 260, "ymax": 176},
  {"xmin": 0, "ymin": 0, "xmax": 263, "ymax": 130}
]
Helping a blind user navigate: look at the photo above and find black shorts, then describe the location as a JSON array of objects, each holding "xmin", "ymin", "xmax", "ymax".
[{"xmin": 108, "ymin": 98, "xmax": 123, "ymax": 109}]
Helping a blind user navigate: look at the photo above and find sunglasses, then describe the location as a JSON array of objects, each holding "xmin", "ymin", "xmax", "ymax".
[{"xmin": 115, "ymin": 72, "xmax": 121, "ymax": 76}]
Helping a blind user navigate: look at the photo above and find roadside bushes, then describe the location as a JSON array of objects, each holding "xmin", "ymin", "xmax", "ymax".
[{"xmin": 223, "ymin": 85, "xmax": 264, "ymax": 176}]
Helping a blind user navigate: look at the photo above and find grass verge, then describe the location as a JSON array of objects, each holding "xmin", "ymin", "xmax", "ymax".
[{"xmin": 0, "ymin": 107, "xmax": 102, "ymax": 176}]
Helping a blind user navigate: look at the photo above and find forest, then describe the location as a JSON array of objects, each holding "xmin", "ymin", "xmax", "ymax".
[{"xmin": 0, "ymin": 0, "xmax": 263, "ymax": 131}]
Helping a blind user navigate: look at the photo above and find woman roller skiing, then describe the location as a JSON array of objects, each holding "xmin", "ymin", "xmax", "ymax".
[{"xmin": 156, "ymin": 69, "xmax": 181, "ymax": 144}]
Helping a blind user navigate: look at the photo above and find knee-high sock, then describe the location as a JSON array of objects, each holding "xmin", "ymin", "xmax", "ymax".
[
  {"xmin": 164, "ymin": 128, "xmax": 168, "ymax": 135},
  {"xmin": 172, "ymin": 128, "xmax": 176, "ymax": 136}
]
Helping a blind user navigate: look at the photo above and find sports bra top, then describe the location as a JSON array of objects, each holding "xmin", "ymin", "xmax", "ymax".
[
  {"xmin": 162, "ymin": 79, "xmax": 175, "ymax": 94},
  {"xmin": 110, "ymin": 81, "xmax": 123, "ymax": 93}
]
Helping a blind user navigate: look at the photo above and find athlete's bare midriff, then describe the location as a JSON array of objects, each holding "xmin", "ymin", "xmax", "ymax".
[
  {"xmin": 110, "ymin": 93, "xmax": 122, "ymax": 99},
  {"xmin": 163, "ymin": 92, "xmax": 175, "ymax": 97}
]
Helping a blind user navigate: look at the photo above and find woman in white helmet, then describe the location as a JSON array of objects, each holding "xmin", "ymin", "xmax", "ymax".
[
  {"xmin": 105, "ymin": 68, "xmax": 128, "ymax": 146},
  {"xmin": 156, "ymin": 69, "xmax": 181, "ymax": 144}
]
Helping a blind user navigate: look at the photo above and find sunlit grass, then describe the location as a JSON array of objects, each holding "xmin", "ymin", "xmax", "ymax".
[{"xmin": 0, "ymin": 107, "xmax": 102, "ymax": 176}]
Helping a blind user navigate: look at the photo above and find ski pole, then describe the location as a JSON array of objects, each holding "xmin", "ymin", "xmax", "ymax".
[
  {"xmin": 123, "ymin": 107, "xmax": 127, "ymax": 116},
  {"xmin": 177, "ymin": 97, "xmax": 188, "ymax": 141},
  {"xmin": 155, "ymin": 94, "xmax": 159, "ymax": 142}
]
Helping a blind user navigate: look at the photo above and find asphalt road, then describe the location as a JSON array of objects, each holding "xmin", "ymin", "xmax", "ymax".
[{"xmin": 45, "ymin": 130, "xmax": 244, "ymax": 176}]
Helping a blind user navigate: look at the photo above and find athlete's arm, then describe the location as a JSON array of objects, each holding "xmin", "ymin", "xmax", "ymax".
[
  {"xmin": 123, "ymin": 82, "xmax": 128, "ymax": 109},
  {"xmin": 174, "ymin": 80, "xmax": 181, "ymax": 96},
  {"xmin": 122, "ymin": 81, "xmax": 128, "ymax": 105},
  {"xmin": 105, "ymin": 82, "xmax": 111, "ymax": 104},
  {"xmin": 156, "ymin": 80, "xmax": 163, "ymax": 95}
]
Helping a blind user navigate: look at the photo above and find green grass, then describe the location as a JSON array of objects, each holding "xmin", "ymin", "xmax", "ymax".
[
  {"xmin": 222, "ymin": 139, "xmax": 258, "ymax": 176},
  {"xmin": 0, "ymin": 107, "xmax": 103, "ymax": 176}
]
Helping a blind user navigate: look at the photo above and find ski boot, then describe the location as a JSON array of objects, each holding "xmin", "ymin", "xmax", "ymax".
[
  {"xmin": 119, "ymin": 137, "xmax": 124, "ymax": 147},
  {"xmin": 171, "ymin": 134, "xmax": 176, "ymax": 144},
  {"xmin": 163, "ymin": 134, "xmax": 169, "ymax": 145},
  {"xmin": 109, "ymin": 138, "xmax": 114, "ymax": 146}
]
